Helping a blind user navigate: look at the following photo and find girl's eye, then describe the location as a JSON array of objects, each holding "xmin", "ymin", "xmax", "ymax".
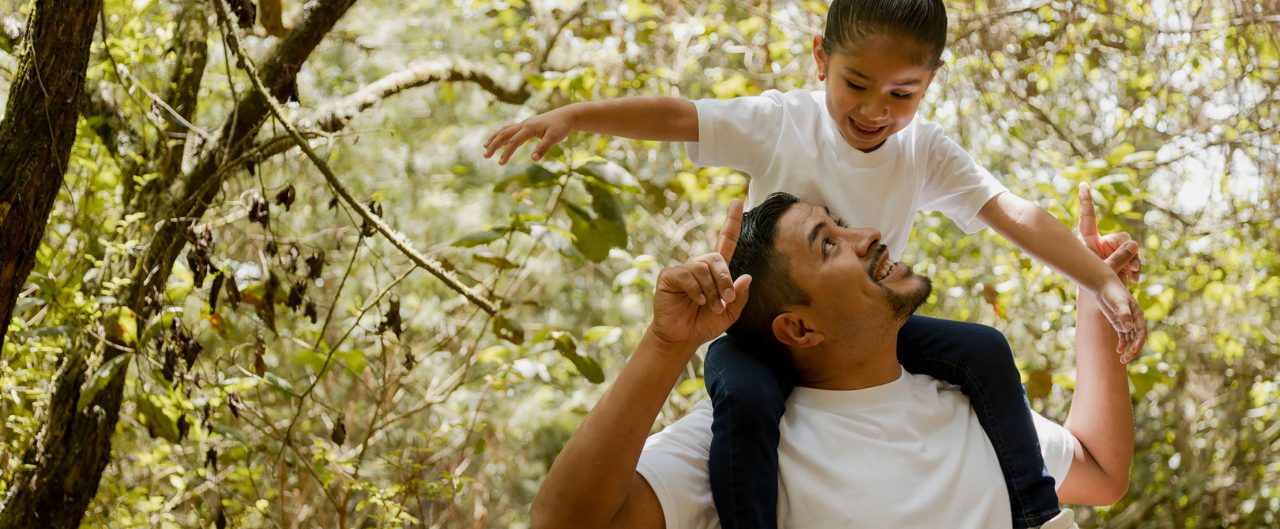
[
  {"xmin": 892, "ymin": 92, "xmax": 912, "ymax": 100},
  {"xmin": 846, "ymin": 81, "xmax": 865, "ymax": 91}
]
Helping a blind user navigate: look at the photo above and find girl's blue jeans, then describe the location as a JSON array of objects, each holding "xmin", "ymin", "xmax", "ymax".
[{"xmin": 704, "ymin": 315, "xmax": 1060, "ymax": 529}]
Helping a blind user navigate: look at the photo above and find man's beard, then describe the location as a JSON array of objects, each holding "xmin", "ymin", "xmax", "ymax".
[
  {"xmin": 866, "ymin": 244, "xmax": 932, "ymax": 320},
  {"xmin": 880, "ymin": 272, "xmax": 932, "ymax": 321}
]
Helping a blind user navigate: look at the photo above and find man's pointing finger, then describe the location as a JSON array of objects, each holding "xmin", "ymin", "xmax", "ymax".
[{"xmin": 716, "ymin": 199, "xmax": 744, "ymax": 261}]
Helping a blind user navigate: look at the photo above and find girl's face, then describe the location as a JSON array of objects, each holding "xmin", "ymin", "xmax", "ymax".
[{"xmin": 813, "ymin": 34, "xmax": 937, "ymax": 153}]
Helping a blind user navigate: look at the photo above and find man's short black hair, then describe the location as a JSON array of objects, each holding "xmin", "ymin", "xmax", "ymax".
[
  {"xmin": 726, "ymin": 193, "xmax": 812, "ymax": 349},
  {"xmin": 823, "ymin": 0, "xmax": 948, "ymax": 69}
]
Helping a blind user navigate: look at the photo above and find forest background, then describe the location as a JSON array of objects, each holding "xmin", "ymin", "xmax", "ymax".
[{"xmin": 0, "ymin": 0, "xmax": 1276, "ymax": 527}]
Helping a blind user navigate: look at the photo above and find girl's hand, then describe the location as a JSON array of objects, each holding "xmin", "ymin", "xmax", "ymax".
[
  {"xmin": 483, "ymin": 107, "xmax": 574, "ymax": 165},
  {"xmin": 1078, "ymin": 183, "xmax": 1147, "ymax": 363}
]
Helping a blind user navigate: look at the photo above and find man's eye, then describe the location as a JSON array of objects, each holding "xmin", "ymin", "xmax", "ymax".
[{"xmin": 823, "ymin": 240, "xmax": 836, "ymax": 255}]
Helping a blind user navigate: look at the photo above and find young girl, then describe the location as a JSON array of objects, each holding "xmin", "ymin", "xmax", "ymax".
[{"xmin": 485, "ymin": 1, "xmax": 1144, "ymax": 527}]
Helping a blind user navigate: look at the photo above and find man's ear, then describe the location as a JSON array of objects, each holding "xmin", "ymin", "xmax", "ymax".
[
  {"xmin": 772, "ymin": 312, "xmax": 824, "ymax": 348},
  {"xmin": 812, "ymin": 36, "xmax": 828, "ymax": 77}
]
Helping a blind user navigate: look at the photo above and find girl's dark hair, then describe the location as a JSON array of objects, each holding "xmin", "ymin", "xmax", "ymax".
[
  {"xmin": 822, "ymin": 0, "xmax": 948, "ymax": 69},
  {"xmin": 726, "ymin": 193, "xmax": 811, "ymax": 349}
]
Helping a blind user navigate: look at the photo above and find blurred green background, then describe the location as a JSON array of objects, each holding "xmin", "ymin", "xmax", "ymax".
[{"xmin": 0, "ymin": 0, "xmax": 1276, "ymax": 527}]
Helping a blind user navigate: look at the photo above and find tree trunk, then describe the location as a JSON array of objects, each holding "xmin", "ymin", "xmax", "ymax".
[
  {"xmin": 0, "ymin": 1, "xmax": 357, "ymax": 526},
  {"xmin": 0, "ymin": 0, "xmax": 101, "ymax": 349},
  {"xmin": 0, "ymin": 2, "xmax": 106, "ymax": 528}
]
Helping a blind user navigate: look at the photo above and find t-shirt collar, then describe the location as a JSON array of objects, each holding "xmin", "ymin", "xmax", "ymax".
[{"xmin": 789, "ymin": 366, "xmax": 910, "ymax": 410}]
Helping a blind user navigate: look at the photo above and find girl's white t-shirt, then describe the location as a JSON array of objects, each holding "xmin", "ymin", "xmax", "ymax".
[
  {"xmin": 688, "ymin": 89, "xmax": 1008, "ymax": 260},
  {"xmin": 636, "ymin": 368, "xmax": 1077, "ymax": 529}
]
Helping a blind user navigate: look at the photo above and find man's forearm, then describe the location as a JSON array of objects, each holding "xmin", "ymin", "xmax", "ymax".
[
  {"xmin": 532, "ymin": 329, "xmax": 695, "ymax": 528},
  {"xmin": 564, "ymin": 96, "xmax": 699, "ymax": 142},
  {"xmin": 980, "ymin": 192, "xmax": 1115, "ymax": 291},
  {"xmin": 1063, "ymin": 290, "xmax": 1134, "ymax": 503}
]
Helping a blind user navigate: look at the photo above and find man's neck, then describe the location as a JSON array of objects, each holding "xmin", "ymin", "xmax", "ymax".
[{"xmin": 792, "ymin": 334, "xmax": 902, "ymax": 391}]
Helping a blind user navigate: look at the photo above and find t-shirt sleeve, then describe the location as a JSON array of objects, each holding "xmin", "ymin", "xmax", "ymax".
[
  {"xmin": 1031, "ymin": 411, "xmax": 1079, "ymax": 490},
  {"xmin": 919, "ymin": 130, "xmax": 1009, "ymax": 233},
  {"xmin": 635, "ymin": 401, "xmax": 720, "ymax": 529},
  {"xmin": 685, "ymin": 91, "xmax": 787, "ymax": 175}
]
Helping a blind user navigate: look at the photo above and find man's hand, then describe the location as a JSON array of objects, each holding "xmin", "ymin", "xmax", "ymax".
[
  {"xmin": 647, "ymin": 200, "xmax": 752, "ymax": 354},
  {"xmin": 1078, "ymin": 183, "xmax": 1147, "ymax": 363},
  {"xmin": 484, "ymin": 107, "xmax": 574, "ymax": 165}
]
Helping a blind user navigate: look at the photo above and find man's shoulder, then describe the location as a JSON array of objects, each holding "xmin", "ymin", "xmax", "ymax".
[
  {"xmin": 636, "ymin": 401, "xmax": 719, "ymax": 529},
  {"xmin": 641, "ymin": 400, "xmax": 714, "ymax": 455}
]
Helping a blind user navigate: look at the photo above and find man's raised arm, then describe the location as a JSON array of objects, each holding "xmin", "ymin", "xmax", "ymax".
[
  {"xmin": 1057, "ymin": 184, "xmax": 1138, "ymax": 505},
  {"xmin": 532, "ymin": 201, "xmax": 752, "ymax": 529}
]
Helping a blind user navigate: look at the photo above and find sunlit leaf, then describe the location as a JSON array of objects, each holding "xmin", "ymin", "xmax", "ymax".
[{"xmin": 77, "ymin": 353, "xmax": 130, "ymax": 413}]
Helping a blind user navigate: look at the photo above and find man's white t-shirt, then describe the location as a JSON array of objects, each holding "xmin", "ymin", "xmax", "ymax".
[
  {"xmin": 688, "ymin": 89, "xmax": 1008, "ymax": 260},
  {"xmin": 636, "ymin": 368, "xmax": 1076, "ymax": 529}
]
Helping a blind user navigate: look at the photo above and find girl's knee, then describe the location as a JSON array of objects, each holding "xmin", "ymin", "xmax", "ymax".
[
  {"xmin": 962, "ymin": 324, "xmax": 1020, "ymax": 376},
  {"xmin": 709, "ymin": 378, "xmax": 788, "ymax": 422}
]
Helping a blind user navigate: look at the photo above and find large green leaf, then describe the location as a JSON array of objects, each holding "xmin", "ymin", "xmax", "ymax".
[
  {"xmin": 577, "ymin": 160, "xmax": 641, "ymax": 192},
  {"xmin": 551, "ymin": 332, "xmax": 604, "ymax": 384},
  {"xmin": 135, "ymin": 393, "xmax": 181, "ymax": 443},
  {"xmin": 77, "ymin": 353, "xmax": 131, "ymax": 413},
  {"xmin": 104, "ymin": 306, "xmax": 139, "ymax": 346},
  {"xmin": 566, "ymin": 182, "xmax": 628, "ymax": 262},
  {"xmin": 452, "ymin": 229, "xmax": 505, "ymax": 247},
  {"xmin": 493, "ymin": 163, "xmax": 559, "ymax": 192}
]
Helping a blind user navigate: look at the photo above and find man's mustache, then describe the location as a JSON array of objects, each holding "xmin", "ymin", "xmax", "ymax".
[{"xmin": 866, "ymin": 244, "xmax": 888, "ymax": 283}]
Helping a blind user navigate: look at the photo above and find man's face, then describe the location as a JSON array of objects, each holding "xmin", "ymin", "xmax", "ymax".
[
  {"xmin": 773, "ymin": 203, "xmax": 931, "ymax": 337},
  {"xmin": 814, "ymin": 34, "xmax": 936, "ymax": 153}
]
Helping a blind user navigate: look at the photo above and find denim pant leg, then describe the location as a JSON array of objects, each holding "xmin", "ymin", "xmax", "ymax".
[
  {"xmin": 705, "ymin": 334, "xmax": 794, "ymax": 529},
  {"xmin": 897, "ymin": 315, "xmax": 1061, "ymax": 528}
]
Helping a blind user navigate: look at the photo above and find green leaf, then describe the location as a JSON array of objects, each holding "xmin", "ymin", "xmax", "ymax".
[
  {"xmin": 78, "ymin": 353, "xmax": 131, "ymax": 413},
  {"xmin": 453, "ymin": 230, "xmax": 505, "ymax": 247},
  {"xmin": 139, "ymin": 308, "xmax": 182, "ymax": 347},
  {"xmin": 494, "ymin": 164, "xmax": 559, "ymax": 192},
  {"xmin": 1105, "ymin": 143, "xmax": 1136, "ymax": 165},
  {"xmin": 493, "ymin": 315, "xmax": 525, "ymax": 343},
  {"xmin": 136, "ymin": 393, "xmax": 181, "ymax": 443},
  {"xmin": 337, "ymin": 348, "xmax": 368, "ymax": 375},
  {"xmin": 552, "ymin": 332, "xmax": 605, "ymax": 383},
  {"xmin": 529, "ymin": 224, "xmax": 582, "ymax": 260},
  {"xmin": 577, "ymin": 160, "xmax": 641, "ymax": 192},
  {"xmin": 582, "ymin": 326, "xmax": 622, "ymax": 345},
  {"xmin": 566, "ymin": 182, "xmax": 629, "ymax": 262},
  {"xmin": 676, "ymin": 377, "xmax": 704, "ymax": 396},
  {"xmin": 264, "ymin": 372, "xmax": 296, "ymax": 396},
  {"xmin": 473, "ymin": 253, "xmax": 518, "ymax": 269},
  {"xmin": 1120, "ymin": 150, "xmax": 1156, "ymax": 164},
  {"xmin": 105, "ymin": 306, "xmax": 139, "ymax": 346},
  {"xmin": 218, "ymin": 376, "xmax": 260, "ymax": 393}
]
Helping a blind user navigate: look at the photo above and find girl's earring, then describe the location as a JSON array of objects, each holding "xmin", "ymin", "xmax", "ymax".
[{"xmin": 819, "ymin": 74, "xmax": 826, "ymax": 81}]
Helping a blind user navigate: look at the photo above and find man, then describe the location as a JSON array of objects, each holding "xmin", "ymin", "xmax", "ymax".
[{"xmin": 532, "ymin": 190, "xmax": 1137, "ymax": 529}]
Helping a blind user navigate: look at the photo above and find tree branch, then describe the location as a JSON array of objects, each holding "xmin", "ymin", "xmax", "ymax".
[
  {"xmin": 133, "ymin": 0, "xmax": 360, "ymax": 309},
  {"xmin": 212, "ymin": 0, "xmax": 499, "ymax": 315},
  {"xmin": 530, "ymin": 2, "xmax": 587, "ymax": 74},
  {"xmin": 302, "ymin": 58, "xmax": 528, "ymax": 133},
  {"xmin": 154, "ymin": 0, "xmax": 211, "ymax": 185}
]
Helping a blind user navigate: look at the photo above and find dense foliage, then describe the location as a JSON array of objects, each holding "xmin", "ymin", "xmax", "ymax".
[{"xmin": 0, "ymin": 0, "xmax": 1276, "ymax": 527}]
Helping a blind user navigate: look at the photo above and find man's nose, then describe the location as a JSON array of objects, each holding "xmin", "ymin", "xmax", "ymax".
[{"xmin": 845, "ymin": 227, "xmax": 882, "ymax": 256}]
